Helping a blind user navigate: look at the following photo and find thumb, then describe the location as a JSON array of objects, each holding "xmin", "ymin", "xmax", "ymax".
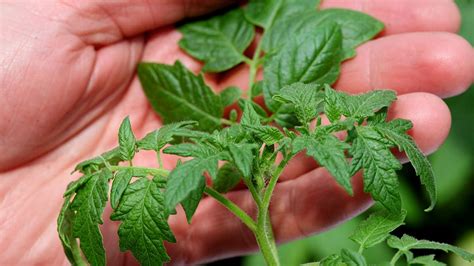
[{"xmin": 65, "ymin": 0, "xmax": 236, "ymax": 45}]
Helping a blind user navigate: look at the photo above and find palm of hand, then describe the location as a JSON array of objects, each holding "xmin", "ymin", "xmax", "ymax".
[{"xmin": 1, "ymin": 1, "xmax": 472, "ymax": 265}]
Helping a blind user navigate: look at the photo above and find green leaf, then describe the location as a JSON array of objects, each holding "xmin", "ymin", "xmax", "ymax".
[
  {"xmin": 138, "ymin": 61, "xmax": 224, "ymax": 132},
  {"xmin": 340, "ymin": 248, "xmax": 367, "ymax": 266},
  {"xmin": 64, "ymin": 174, "xmax": 94, "ymax": 197},
  {"xmin": 110, "ymin": 176, "xmax": 175, "ymax": 266},
  {"xmin": 165, "ymin": 157, "xmax": 218, "ymax": 212},
  {"xmin": 350, "ymin": 126, "xmax": 402, "ymax": 213},
  {"xmin": 181, "ymin": 176, "xmax": 206, "ymax": 223},
  {"xmin": 179, "ymin": 9, "xmax": 254, "ymax": 72},
  {"xmin": 74, "ymin": 147, "xmax": 122, "ymax": 174},
  {"xmin": 387, "ymin": 234, "xmax": 474, "ymax": 262},
  {"xmin": 110, "ymin": 169, "xmax": 133, "ymax": 210},
  {"xmin": 243, "ymin": 124, "xmax": 285, "ymax": 145},
  {"xmin": 163, "ymin": 143, "xmax": 216, "ymax": 158},
  {"xmin": 410, "ymin": 255, "xmax": 446, "ymax": 266},
  {"xmin": 374, "ymin": 119, "xmax": 437, "ymax": 211},
  {"xmin": 213, "ymin": 163, "xmax": 242, "ymax": 193},
  {"xmin": 263, "ymin": 22, "xmax": 342, "ymax": 112},
  {"xmin": 137, "ymin": 121, "xmax": 197, "ymax": 151},
  {"xmin": 320, "ymin": 254, "xmax": 343, "ymax": 266},
  {"xmin": 350, "ymin": 208, "xmax": 406, "ymax": 249},
  {"xmin": 244, "ymin": 0, "xmax": 319, "ymax": 29},
  {"xmin": 70, "ymin": 169, "xmax": 111, "ymax": 266},
  {"xmin": 262, "ymin": 8, "xmax": 383, "ymax": 59},
  {"xmin": 220, "ymin": 86, "xmax": 242, "ymax": 106},
  {"xmin": 118, "ymin": 116, "xmax": 136, "ymax": 161},
  {"xmin": 228, "ymin": 143, "xmax": 256, "ymax": 178},
  {"xmin": 324, "ymin": 85, "xmax": 397, "ymax": 122},
  {"xmin": 240, "ymin": 99, "xmax": 262, "ymax": 126},
  {"xmin": 57, "ymin": 194, "xmax": 79, "ymax": 264},
  {"xmin": 293, "ymin": 134, "xmax": 352, "ymax": 194},
  {"xmin": 273, "ymin": 82, "xmax": 325, "ymax": 124}
]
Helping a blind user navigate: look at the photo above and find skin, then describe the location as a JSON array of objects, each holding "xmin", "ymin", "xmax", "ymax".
[{"xmin": 0, "ymin": 0, "xmax": 473, "ymax": 265}]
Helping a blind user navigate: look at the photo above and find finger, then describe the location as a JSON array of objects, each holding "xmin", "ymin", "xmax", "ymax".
[
  {"xmin": 320, "ymin": 0, "xmax": 461, "ymax": 35},
  {"xmin": 335, "ymin": 32, "xmax": 474, "ymax": 98},
  {"xmin": 59, "ymin": 0, "xmax": 236, "ymax": 45}
]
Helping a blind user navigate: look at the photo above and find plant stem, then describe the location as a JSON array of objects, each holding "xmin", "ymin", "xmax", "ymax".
[
  {"xmin": 247, "ymin": 38, "xmax": 264, "ymax": 99},
  {"xmin": 109, "ymin": 165, "xmax": 169, "ymax": 177},
  {"xmin": 389, "ymin": 250, "xmax": 403, "ymax": 266},
  {"xmin": 221, "ymin": 118, "xmax": 236, "ymax": 126},
  {"xmin": 71, "ymin": 239, "xmax": 87, "ymax": 266},
  {"xmin": 204, "ymin": 187, "xmax": 257, "ymax": 233}
]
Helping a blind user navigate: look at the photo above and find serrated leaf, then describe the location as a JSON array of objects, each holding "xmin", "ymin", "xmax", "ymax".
[
  {"xmin": 263, "ymin": 22, "xmax": 342, "ymax": 113},
  {"xmin": 350, "ymin": 208, "xmax": 406, "ymax": 249},
  {"xmin": 350, "ymin": 126, "xmax": 402, "ymax": 213},
  {"xmin": 137, "ymin": 121, "xmax": 197, "ymax": 152},
  {"xmin": 181, "ymin": 176, "xmax": 205, "ymax": 223},
  {"xmin": 243, "ymin": 124, "xmax": 285, "ymax": 145},
  {"xmin": 240, "ymin": 99, "xmax": 262, "ymax": 126},
  {"xmin": 340, "ymin": 248, "xmax": 367, "ymax": 266},
  {"xmin": 244, "ymin": 0, "xmax": 319, "ymax": 29},
  {"xmin": 163, "ymin": 143, "xmax": 215, "ymax": 158},
  {"xmin": 220, "ymin": 86, "xmax": 242, "ymax": 106},
  {"xmin": 213, "ymin": 163, "xmax": 242, "ymax": 193},
  {"xmin": 273, "ymin": 82, "xmax": 325, "ymax": 124},
  {"xmin": 70, "ymin": 169, "xmax": 111, "ymax": 266},
  {"xmin": 64, "ymin": 174, "xmax": 94, "ymax": 197},
  {"xmin": 320, "ymin": 254, "xmax": 343, "ymax": 266},
  {"xmin": 110, "ymin": 176, "xmax": 175, "ymax": 266},
  {"xmin": 57, "ymin": 194, "xmax": 79, "ymax": 264},
  {"xmin": 228, "ymin": 143, "xmax": 256, "ymax": 178},
  {"xmin": 138, "ymin": 61, "xmax": 223, "ymax": 132},
  {"xmin": 374, "ymin": 119, "xmax": 437, "ymax": 211},
  {"xmin": 74, "ymin": 147, "xmax": 122, "ymax": 174},
  {"xmin": 410, "ymin": 255, "xmax": 446, "ymax": 266},
  {"xmin": 118, "ymin": 117, "xmax": 136, "ymax": 161},
  {"xmin": 165, "ymin": 157, "xmax": 218, "ymax": 212},
  {"xmin": 262, "ymin": 8, "xmax": 383, "ymax": 59},
  {"xmin": 324, "ymin": 86, "xmax": 397, "ymax": 122},
  {"xmin": 387, "ymin": 234, "xmax": 474, "ymax": 262},
  {"xmin": 179, "ymin": 9, "xmax": 254, "ymax": 72},
  {"xmin": 293, "ymin": 134, "xmax": 352, "ymax": 194},
  {"xmin": 110, "ymin": 169, "xmax": 133, "ymax": 210}
]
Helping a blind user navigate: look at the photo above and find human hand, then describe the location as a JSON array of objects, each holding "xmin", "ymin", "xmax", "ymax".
[{"xmin": 1, "ymin": 0, "xmax": 473, "ymax": 265}]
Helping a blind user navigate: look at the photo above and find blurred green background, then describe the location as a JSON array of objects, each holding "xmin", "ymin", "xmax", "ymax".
[{"xmin": 210, "ymin": 1, "xmax": 474, "ymax": 265}]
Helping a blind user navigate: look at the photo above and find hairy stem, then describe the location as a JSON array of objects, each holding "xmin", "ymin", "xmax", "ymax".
[
  {"xmin": 247, "ymin": 38, "xmax": 264, "ymax": 99},
  {"xmin": 204, "ymin": 187, "xmax": 257, "ymax": 233},
  {"xmin": 390, "ymin": 250, "xmax": 403, "ymax": 266}
]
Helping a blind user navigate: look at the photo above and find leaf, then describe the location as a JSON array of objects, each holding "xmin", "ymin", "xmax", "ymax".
[
  {"xmin": 138, "ymin": 61, "xmax": 224, "ymax": 132},
  {"xmin": 374, "ymin": 119, "xmax": 437, "ymax": 211},
  {"xmin": 320, "ymin": 254, "xmax": 343, "ymax": 266},
  {"xmin": 64, "ymin": 174, "xmax": 94, "ymax": 197},
  {"xmin": 350, "ymin": 126, "xmax": 402, "ymax": 213},
  {"xmin": 220, "ymin": 86, "xmax": 242, "ymax": 106},
  {"xmin": 165, "ymin": 157, "xmax": 218, "ymax": 212},
  {"xmin": 262, "ymin": 8, "xmax": 383, "ymax": 59},
  {"xmin": 179, "ymin": 9, "xmax": 254, "ymax": 72},
  {"xmin": 70, "ymin": 169, "xmax": 111, "ymax": 266},
  {"xmin": 350, "ymin": 208, "xmax": 406, "ymax": 249},
  {"xmin": 340, "ymin": 248, "xmax": 367, "ymax": 266},
  {"xmin": 243, "ymin": 124, "xmax": 285, "ymax": 145},
  {"xmin": 263, "ymin": 22, "xmax": 342, "ymax": 113},
  {"xmin": 110, "ymin": 176, "xmax": 175, "ymax": 266},
  {"xmin": 213, "ymin": 163, "xmax": 242, "ymax": 193},
  {"xmin": 240, "ymin": 99, "xmax": 262, "ymax": 126},
  {"xmin": 293, "ymin": 134, "xmax": 352, "ymax": 194},
  {"xmin": 118, "ymin": 116, "xmax": 136, "ymax": 161},
  {"xmin": 228, "ymin": 143, "xmax": 256, "ymax": 178},
  {"xmin": 163, "ymin": 143, "xmax": 216, "ymax": 158},
  {"xmin": 137, "ymin": 121, "xmax": 197, "ymax": 151},
  {"xmin": 410, "ymin": 255, "xmax": 446, "ymax": 266},
  {"xmin": 324, "ymin": 85, "xmax": 397, "ymax": 122},
  {"xmin": 57, "ymin": 194, "xmax": 78, "ymax": 264},
  {"xmin": 387, "ymin": 234, "xmax": 474, "ymax": 262},
  {"xmin": 273, "ymin": 82, "xmax": 325, "ymax": 124},
  {"xmin": 110, "ymin": 169, "xmax": 133, "ymax": 210},
  {"xmin": 181, "ymin": 176, "xmax": 206, "ymax": 223},
  {"xmin": 74, "ymin": 147, "xmax": 122, "ymax": 174},
  {"xmin": 244, "ymin": 0, "xmax": 320, "ymax": 29}
]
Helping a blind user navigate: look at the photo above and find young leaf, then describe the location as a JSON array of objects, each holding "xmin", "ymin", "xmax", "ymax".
[
  {"xmin": 350, "ymin": 126, "xmax": 402, "ymax": 213},
  {"xmin": 324, "ymin": 85, "xmax": 397, "ymax": 122},
  {"xmin": 220, "ymin": 86, "xmax": 242, "ymax": 106},
  {"xmin": 70, "ymin": 169, "xmax": 111, "ymax": 266},
  {"xmin": 350, "ymin": 208, "xmax": 406, "ymax": 249},
  {"xmin": 74, "ymin": 147, "xmax": 122, "ymax": 174},
  {"xmin": 340, "ymin": 248, "xmax": 367, "ymax": 266},
  {"xmin": 181, "ymin": 176, "xmax": 206, "ymax": 223},
  {"xmin": 293, "ymin": 135, "xmax": 352, "ymax": 194},
  {"xmin": 262, "ymin": 8, "xmax": 383, "ymax": 58},
  {"xmin": 375, "ymin": 119, "xmax": 437, "ymax": 211},
  {"xmin": 110, "ymin": 176, "xmax": 175, "ymax": 266},
  {"xmin": 57, "ymin": 194, "xmax": 79, "ymax": 264},
  {"xmin": 273, "ymin": 82, "xmax": 325, "ymax": 124},
  {"xmin": 410, "ymin": 255, "xmax": 446, "ymax": 266},
  {"xmin": 243, "ymin": 125, "xmax": 285, "ymax": 145},
  {"xmin": 110, "ymin": 169, "xmax": 133, "ymax": 209},
  {"xmin": 319, "ymin": 254, "xmax": 343, "ymax": 266},
  {"xmin": 240, "ymin": 99, "xmax": 262, "ymax": 126},
  {"xmin": 387, "ymin": 234, "xmax": 474, "ymax": 262},
  {"xmin": 138, "ymin": 61, "xmax": 224, "ymax": 132},
  {"xmin": 179, "ymin": 9, "xmax": 254, "ymax": 72},
  {"xmin": 263, "ymin": 22, "xmax": 342, "ymax": 113},
  {"xmin": 137, "ymin": 121, "xmax": 197, "ymax": 151},
  {"xmin": 244, "ymin": 0, "xmax": 320, "ymax": 29},
  {"xmin": 228, "ymin": 143, "xmax": 256, "ymax": 178},
  {"xmin": 213, "ymin": 163, "xmax": 242, "ymax": 193},
  {"xmin": 118, "ymin": 116, "xmax": 136, "ymax": 161}
]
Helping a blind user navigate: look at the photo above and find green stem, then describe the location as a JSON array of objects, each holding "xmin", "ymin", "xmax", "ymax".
[
  {"xmin": 204, "ymin": 187, "xmax": 257, "ymax": 233},
  {"xmin": 262, "ymin": 156, "xmax": 292, "ymax": 211},
  {"xmin": 247, "ymin": 38, "xmax": 264, "ymax": 99},
  {"xmin": 71, "ymin": 239, "xmax": 87, "ymax": 266},
  {"xmin": 109, "ymin": 165, "xmax": 169, "ymax": 177},
  {"xmin": 221, "ymin": 118, "xmax": 236, "ymax": 126},
  {"xmin": 390, "ymin": 250, "xmax": 403, "ymax": 266}
]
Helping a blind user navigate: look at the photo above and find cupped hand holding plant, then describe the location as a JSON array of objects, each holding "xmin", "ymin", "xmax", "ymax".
[{"xmin": 0, "ymin": 1, "xmax": 473, "ymax": 265}]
